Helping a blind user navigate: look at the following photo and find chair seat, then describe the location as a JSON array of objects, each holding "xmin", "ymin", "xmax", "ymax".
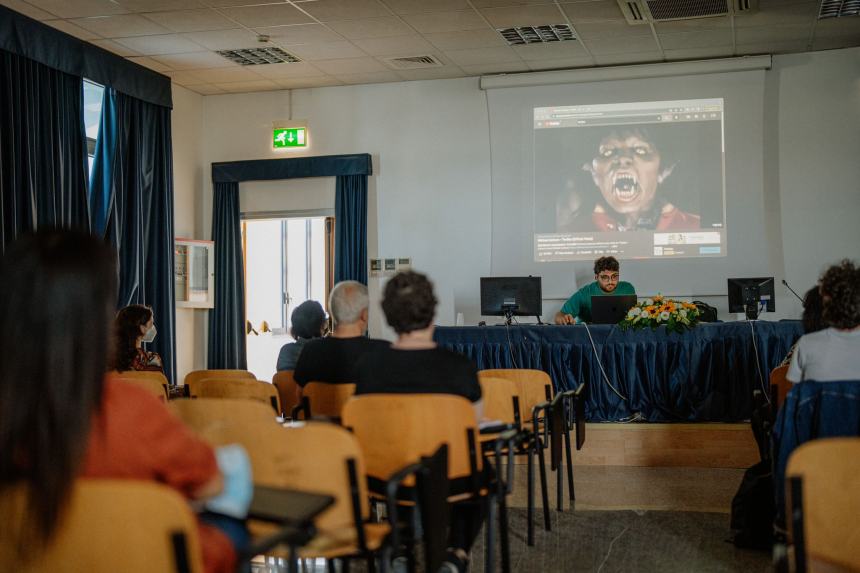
[{"xmin": 249, "ymin": 521, "xmax": 390, "ymax": 560}]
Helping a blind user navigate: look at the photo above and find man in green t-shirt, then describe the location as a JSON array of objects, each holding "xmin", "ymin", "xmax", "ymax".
[{"xmin": 554, "ymin": 256, "xmax": 636, "ymax": 324}]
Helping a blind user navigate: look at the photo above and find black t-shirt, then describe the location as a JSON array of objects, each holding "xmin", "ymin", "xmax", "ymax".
[
  {"xmin": 355, "ymin": 346, "xmax": 482, "ymax": 403},
  {"xmin": 293, "ymin": 336, "xmax": 390, "ymax": 387}
]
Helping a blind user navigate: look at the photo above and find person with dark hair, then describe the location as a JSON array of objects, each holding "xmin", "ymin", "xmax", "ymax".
[
  {"xmin": 555, "ymin": 256, "xmax": 636, "ymax": 324},
  {"xmin": 276, "ymin": 300, "xmax": 326, "ymax": 372},
  {"xmin": 779, "ymin": 286, "xmax": 825, "ymax": 367},
  {"xmin": 787, "ymin": 260, "xmax": 860, "ymax": 383},
  {"xmin": 584, "ymin": 127, "xmax": 700, "ymax": 232},
  {"xmin": 355, "ymin": 270, "xmax": 483, "ymax": 572},
  {"xmin": 0, "ymin": 229, "xmax": 241, "ymax": 573},
  {"xmin": 113, "ymin": 304, "xmax": 163, "ymax": 372}
]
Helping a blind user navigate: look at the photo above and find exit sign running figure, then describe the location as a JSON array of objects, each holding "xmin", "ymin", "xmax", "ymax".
[{"xmin": 273, "ymin": 127, "xmax": 306, "ymax": 148}]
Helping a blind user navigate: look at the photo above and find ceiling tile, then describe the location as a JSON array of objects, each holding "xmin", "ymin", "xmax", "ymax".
[
  {"xmin": 424, "ymin": 29, "xmax": 509, "ymax": 50},
  {"xmin": 458, "ymin": 61, "xmax": 530, "ymax": 75},
  {"xmin": 313, "ymin": 56, "xmax": 388, "ymax": 74},
  {"xmin": 653, "ymin": 15, "xmax": 730, "ymax": 33},
  {"xmin": 70, "ymin": 14, "xmax": 170, "ymax": 37},
  {"xmin": 142, "ymin": 9, "xmax": 236, "ymax": 33},
  {"xmin": 326, "ymin": 17, "xmax": 413, "ymax": 39},
  {"xmin": 584, "ymin": 34, "xmax": 659, "ymax": 55},
  {"xmin": 664, "ymin": 45, "xmax": 734, "ymax": 60},
  {"xmin": 383, "ymin": 0, "xmax": 470, "ymax": 14},
  {"xmin": 182, "ymin": 28, "xmax": 259, "ymax": 50},
  {"xmin": 190, "ymin": 66, "xmax": 264, "ymax": 83},
  {"xmin": 298, "ymin": 0, "xmax": 391, "ymax": 22},
  {"xmin": 274, "ymin": 76, "xmax": 343, "ymax": 89},
  {"xmin": 526, "ymin": 56, "xmax": 593, "ymax": 70},
  {"xmin": 285, "ymin": 41, "xmax": 368, "ymax": 60},
  {"xmin": 254, "ymin": 23, "xmax": 344, "ymax": 44},
  {"xmin": 560, "ymin": 0, "xmax": 625, "ymax": 22},
  {"xmin": 813, "ymin": 17, "xmax": 860, "ymax": 38},
  {"xmin": 187, "ymin": 84, "xmax": 227, "ymax": 95},
  {"xmin": 334, "ymin": 70, "xmax": 403, "ymax": 84},
  {"xmin": 152, "ymin": 51, "xmax": 238, "ymax": 69},
  {"xmin": 395, "ymin": 66, "xmax": 467, "ymax": 80},
  {"xmin": 215, "ymin": 79, "xmax": 282, "ymax": 93},
  {"xmin": 735, "ymin": 25, "xmax": 812, "ymax": 45},
  {"xmin": 89, "ymin": 38, "xmax": 142, "ymax": 56},
  {"xmin": 163, "ymin": 69, "xmax": 207, "ymax": 85},
  {"xmin": 734, "ymin": 1, "xmax": 819, "ymax": 28},
  {"xmin": 512, "ymin": 40, "xmax": 588, "ymax": 61},
  {"xmin": 351, "ymin": 35, "xmax": 436, "ymax": 56},
  {"xmin": 479, "ymin": 5, "xmax": 566, "ymax": 28},
  {"xmin": 220, "ymin": 4, "xmax": 314, "ymax": 28},
  {"xmin": 593, "ymin": 51, "xmax": 663, "ymax": 65},
  {"xmin": 25, "ymin": 0, "xmax": 129, "ymax": 18},
  {"xmin": 811, "ymin": 35, "xmax": 860, "ymax": 51},
  {"xmin": 0, "ymin": 0, "xmax": 57, "ymax": 19},
  {"xmin": 736, "ymin": 41, "xmax": 808, "ymax": 55},
  {"xmin": 250, "ymin": 61, "xmax": 328, "ymax": 78},
  {"xmin": 114, "ymin": 34, "xmax": 203, "ymax": 55},
  {"xmin": 113, "ymin": 0, "xmax": 204, "ymax": 11},
  {"xmin": 573, "ymin": 20, "xmax": 653, "ymax": 40},
  {"xmin": 443, "ymin": 45, "xmax": 521, "ymax": 65},
  {"xmin": 127, "ymin": 55, "xmax": 172, "ymax": 72},
  {"xmin": 400, "ymin": 10, "xmax": 489, "ymax": 33},
  {"xmin": 470, "ymin": 0, "xmax": 558, "ymax": 7},
  {"xmin": 658, "ymin": 29, "xmax": 733, "ymax": 51},
  {"xmin": 45, "ymin": 19, "xmax": 102, "ymax": 40}
]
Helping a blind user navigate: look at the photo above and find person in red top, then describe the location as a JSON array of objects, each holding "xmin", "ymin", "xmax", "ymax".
[
  {"xmin": 0, "ymin": 229, "xmax": 234, "ymax": 573},
  {"xmin": 113, "ymin": 304, "xmax": 164, "ymax": 372}
]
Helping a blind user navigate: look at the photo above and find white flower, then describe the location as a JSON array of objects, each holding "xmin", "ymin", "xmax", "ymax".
[
  {"xmin": 643, "ymin": 298, "xmax": 653, "ymax": 306},
  {"xmin": 659, "ymin": 311, "xmax": 670, "ymax": 322},
  {"xmin": 631, "ymin": 307, "xmax": 642, "ymax": 317},
  {"xmin": 679, "ymin": 309, "xmax": 687, "ymax": 318}
]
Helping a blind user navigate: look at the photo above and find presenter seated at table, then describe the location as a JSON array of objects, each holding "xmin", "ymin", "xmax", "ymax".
[{"xmin": 554, "ymin": 256, "xmax": 636, "ymax": 324}]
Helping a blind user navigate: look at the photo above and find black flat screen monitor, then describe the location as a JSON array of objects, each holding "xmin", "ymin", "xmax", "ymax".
[
  {"xmin": 480, "ymin": 276, "xmax": 542, "ymax": 317},
  {"xmin": 591, "ymin": 295, "xmax": 637, "ymax": 324},
  {"xmin": 727, "ymin": 277, "xmax": 775, "ymax": 314}
]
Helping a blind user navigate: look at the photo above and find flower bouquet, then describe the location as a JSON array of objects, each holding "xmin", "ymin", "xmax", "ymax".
[{"xmin": 618, "ymin": 295, "xmax": 700, "ymax": 333}]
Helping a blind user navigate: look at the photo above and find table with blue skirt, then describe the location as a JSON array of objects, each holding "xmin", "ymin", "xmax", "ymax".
[{"xmin": 434, "ymin": 321, "xmax": 803, "ymax": 422}]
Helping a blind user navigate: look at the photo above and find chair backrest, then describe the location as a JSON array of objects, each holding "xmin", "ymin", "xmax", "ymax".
[
  {"xmin": 342, "ymin": 394, "xmax": 481, "ymax": 485},
  {"xmin": 478, "ymin": 369, "xmax": 553, "ymax": 417},
  {"xmin": 273, "ymin": 370, "xmax": 300, "ymax": 416},
  {"xmin": 302, "ymin": 382, "xmax": 356, "ymax": 419},
  {"xmin": 170, "ymin": 399, "xmax": 368, "ymax": 532},
  {"xmin": 786, "ymin": 438, "xmax": 860, "ymax": 572},
  {"xmin": 184, "ymin": 369, "xmax": 255, "ymax": 386},
  {"xmin": 114, "ymin": 373, "xmax": 169, "ymax": 402},
  {"xmin": 769, "ymin": 364, "xmax": 791, "ymax": 408},
  {"xmin": 1, "ymin": 479, "xmax": 203, "ymax": 573},
  {"xmin": 478, "ymin": 376, "xmax": 517, "ymax": 425},
  {"xmin": 186, "ymin": 378, "xmax": 280, "ymax": 414}
]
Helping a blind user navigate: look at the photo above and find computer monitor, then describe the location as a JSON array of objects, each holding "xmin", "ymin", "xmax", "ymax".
[
  {"xmin": 727, "ymin": 277, "xmax": 775, "ymax": 320},
  {"xmin": 480, "ymin": 277, "xmax": 542, "ymax": 321}
]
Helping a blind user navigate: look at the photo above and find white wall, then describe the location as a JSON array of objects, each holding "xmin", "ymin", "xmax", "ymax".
[{"xmin": 189, "ymin": 47, "xmax": 860, "ymax": 347}]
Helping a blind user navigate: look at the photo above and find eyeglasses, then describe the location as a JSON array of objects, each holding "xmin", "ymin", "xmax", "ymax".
[{"xmin": 597, "ymin": 273, "xmax": 619, "ymax": 282}]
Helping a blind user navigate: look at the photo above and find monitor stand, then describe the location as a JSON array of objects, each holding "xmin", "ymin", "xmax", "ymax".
[{"xmin": 501, "ymin": 303, "xmax": 518, "ymax": 326}]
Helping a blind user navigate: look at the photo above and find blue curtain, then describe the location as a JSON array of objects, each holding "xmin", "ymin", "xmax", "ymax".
[
  {"xmin": 88, "ymin": 87, "xmax": 176, "ymax": 384},
  {"xmin": 335, "ymin": 174, "xmax": 368, "ymax": 285},
  {"xmin": 208, "ymin": 181, "xmax": 246, "ymax": 369},
  {"xmin": 0, "ymin": 49, "xmax": 90, "ymax": 252}
]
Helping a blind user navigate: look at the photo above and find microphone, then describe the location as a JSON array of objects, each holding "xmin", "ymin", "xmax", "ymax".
[{"xmin": 782, "ymin": 279, "xmax": 804, "ymax": 304}]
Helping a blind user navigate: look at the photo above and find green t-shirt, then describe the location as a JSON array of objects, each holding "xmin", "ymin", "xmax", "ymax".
[{"xmin": 560, "ymin": 281, "xmax": 636, "ymax": 323}]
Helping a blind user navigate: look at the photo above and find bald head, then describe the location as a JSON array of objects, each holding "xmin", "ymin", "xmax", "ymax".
[{"xmin": 329, "ymin": 281, "xmax": 369, "ymax": 327}]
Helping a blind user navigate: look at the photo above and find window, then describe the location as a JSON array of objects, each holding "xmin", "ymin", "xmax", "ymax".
[{"xmin": 82, "ymin": 79, "xmax": 104, "ymax": 179}]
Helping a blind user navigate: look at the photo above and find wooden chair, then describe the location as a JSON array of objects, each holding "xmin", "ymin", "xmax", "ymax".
[
  {"xmin": 186, "ymin": 377, "xmax": 280, "ymax": 415},
  {"xmin": 184, "ymin": 369, "xmax": 255, "ymax": 386},
  {"xmin": 786, "ymin": 438, "xmax": 860, "ymax": 573},
  {"xmin": 770, "ymin": 364, "xmax": 792, "ymax": 410},
  {"xmin": 0, "ymin": 479, "xmax": 203, "ymax": 573},
  {"xmin": 170, "ymin": 399, "xmax": 397, "ymax": 569},
  {"xmin": 273, "ymin": 370, "xmax": 300, "ymax": 418},
  {"xmin": 295, "ymin": 382, "xmax": 356, "ymax": 421},
  {"xmin": 114, "ymin": 371, "xmax": 169, "ymax": 402}
]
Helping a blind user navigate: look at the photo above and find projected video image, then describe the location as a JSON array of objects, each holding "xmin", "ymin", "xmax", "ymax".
[{"xmin": 534, "ymin": 99, "xmax": 726, "ymax": 262}]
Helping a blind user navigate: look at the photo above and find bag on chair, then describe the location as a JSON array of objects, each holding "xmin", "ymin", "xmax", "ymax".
[
  {"xmin": 730, "ymin": 460, "xmax": 774, "ymax": 550},
  {"xmin": 692, "ymin": 301, "xmax": 718, "ymax": 322}
]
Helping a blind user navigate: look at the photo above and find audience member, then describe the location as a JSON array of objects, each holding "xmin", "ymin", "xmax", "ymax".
[
  {"xmin": 276, "ymin": 300, "xmax": 326, "ymax": 371},
  {"xmin": 113, "ymin": 304, "xmax": 163, "ymax": 372},
  {"xmin": 779, "ymin": 286, "xmax": 824, "ymax": 367},
  {"xmin": 0, "ymin": 230, "xmax": 241, "ymax": 573},
  {"xmin": 293, "ymin": 280, "xmax": 388, "ymax": 387},
  {"xmin": 355, "ymin": 271, "xmax": 483, "ymax": 572},
  {"xmin": 787, "ymin": 260, "xmax": 860, "ymax": 383}
]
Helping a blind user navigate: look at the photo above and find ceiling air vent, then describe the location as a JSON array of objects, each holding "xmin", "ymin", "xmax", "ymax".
[
  {"xmin": 818, "ymin": 0, "xmax": 860, "ymax": 19},
  {"xmin": 216, "ymin": 47, "xmax": 301, "ymax": 66},
  {"xmin": 617, "ymin": 0, "xmax": 757, "ymax": 24},
  {"xmin": 497, "ymin": 24, "xmax": 576, "ymax": 46},
  {"xmin": 382, "ymin": 55, "xmax": 444, "ymax": 70}
]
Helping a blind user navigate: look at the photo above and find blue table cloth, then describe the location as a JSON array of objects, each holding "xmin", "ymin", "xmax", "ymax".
[{"xmin": 435, "ymin": 321, "xmax": 802, "ymax": 422}]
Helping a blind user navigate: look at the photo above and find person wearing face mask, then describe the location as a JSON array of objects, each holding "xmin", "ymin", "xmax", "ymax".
[{"xmin": 113, "ymin": 304, "xmax": 163, "ymax": 372}]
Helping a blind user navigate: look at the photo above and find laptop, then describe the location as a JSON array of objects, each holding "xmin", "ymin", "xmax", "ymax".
[{"xmin": 590, "ymin": 295, "xmax": 637, "ymax": 324}]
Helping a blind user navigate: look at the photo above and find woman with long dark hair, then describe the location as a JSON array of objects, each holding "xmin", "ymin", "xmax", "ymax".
[{"xmin": 113, "ymin": 304, "xmax": 163, "ymax": 372}]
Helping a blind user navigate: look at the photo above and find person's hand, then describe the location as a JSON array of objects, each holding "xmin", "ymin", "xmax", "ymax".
[{"xmin": 554, "ymin": 313, "xmax": 576, "ymax": 325}]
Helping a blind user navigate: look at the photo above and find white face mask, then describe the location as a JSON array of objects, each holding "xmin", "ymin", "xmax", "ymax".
[{"xmin": 142, "ymin": 325, "xmax": 157, "ymax": 344}]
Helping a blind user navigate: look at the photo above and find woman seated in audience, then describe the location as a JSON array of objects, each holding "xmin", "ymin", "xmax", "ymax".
[
  {"xmin": 788, "ymin": 259, "xmax": 860, "ymax": 383},
  {"xmin": 0, "ymin": 230, "xmax": 242, "ymax": 573},
  {"xmin": 355, "ymin": 270, "xmax": 483, "ymax": 572},
  {"xmin": 113, "ymin": 303, "xmax": 163, "ymax": 372},
  {"xmin": 276, "ymin": 299, "xmax": 326, "ymax": 372},
  {"xmin": 779, "ymin": 286, "xmax": 824, "ymax": 367}
]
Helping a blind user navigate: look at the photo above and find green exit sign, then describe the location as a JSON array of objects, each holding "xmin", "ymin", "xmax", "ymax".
[{"xmin": 273, "ymin": 127, "xmax": 306, "ymax": 148}]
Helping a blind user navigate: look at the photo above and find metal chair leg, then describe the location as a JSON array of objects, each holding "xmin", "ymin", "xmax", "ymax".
[
  {"xmin": 564, "ymin": 422, "xmax": 575, "ymax": 502},
  {"xmin": 536, "ymin": 436, "xmax": 551, "ymax": 531},
  {"xmin": 485, "ymin": 496, "xmax": 497, "ymax": 573},
  {"xmin": 527, "ymin": 442, "xmax": 535, "ymax": 546}
]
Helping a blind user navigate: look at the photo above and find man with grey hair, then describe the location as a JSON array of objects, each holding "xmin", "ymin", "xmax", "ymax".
[{"xmin": 293, "ymin": 280, "xmax": 389, "ymax": 388}]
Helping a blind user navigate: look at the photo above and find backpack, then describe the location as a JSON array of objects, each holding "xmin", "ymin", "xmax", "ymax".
[
  {"xmin": 692, "ymin": 300, "xmax": 718, "ymax": 322},
  {"xmin": 730, "ymin": 460, "xmax": 775, "ymax": 550}
]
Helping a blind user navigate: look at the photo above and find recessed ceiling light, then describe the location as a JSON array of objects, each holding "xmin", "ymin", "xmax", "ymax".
[{"xmin": 216, "ymin": 47, "xmax": 301, "ymax": 66}]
